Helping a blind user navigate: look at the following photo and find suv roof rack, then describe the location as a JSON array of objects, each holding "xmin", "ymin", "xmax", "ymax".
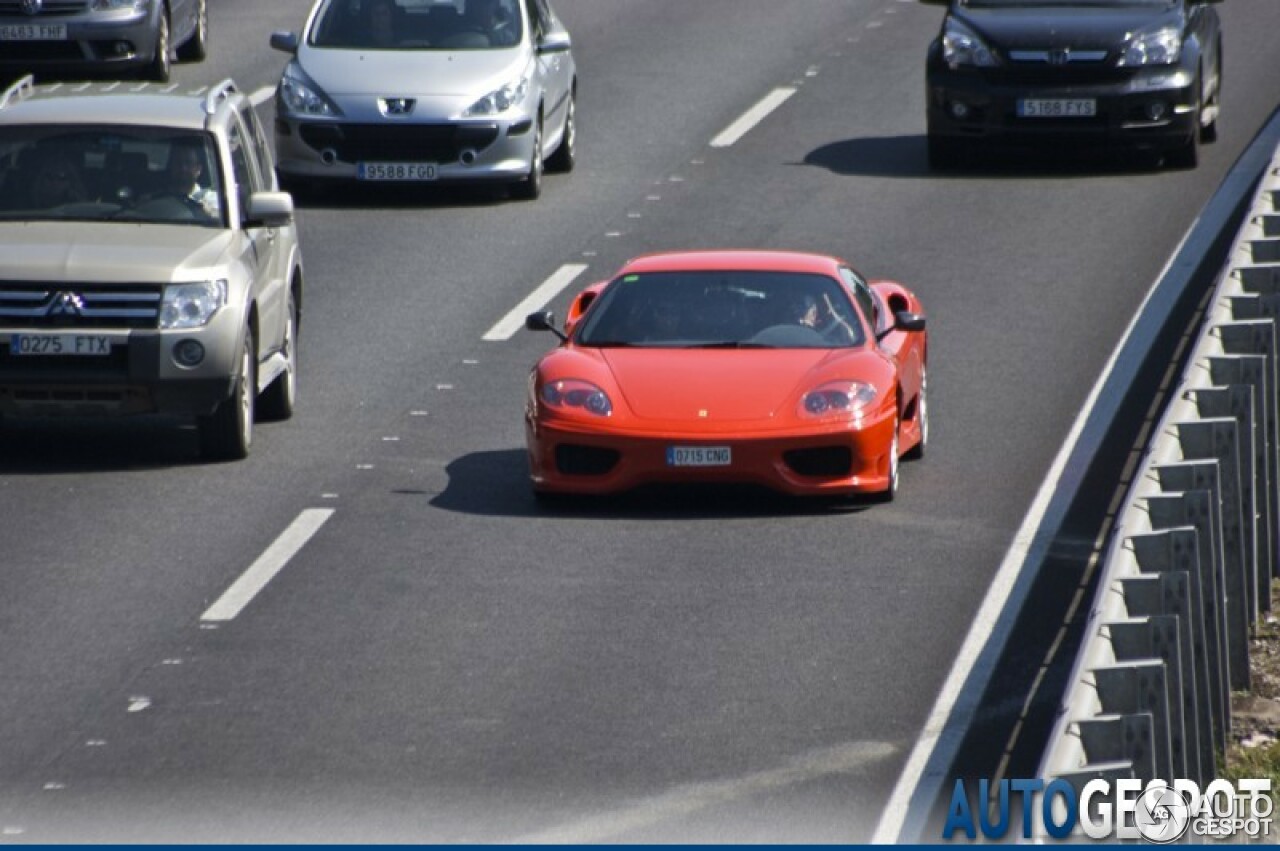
[
  {"xmin": 203, "ymin": 79, "xmax": 238, "ymax": 115},
  {"xmin": 0, "ymin": 75, "xmax": 35, "ymax": 111}
]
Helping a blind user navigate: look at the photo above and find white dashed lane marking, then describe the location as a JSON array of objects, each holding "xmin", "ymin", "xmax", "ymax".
[
  {"xmin": 710, "ymin": 87, "xmax": 796, "ymax": 148},
  {"xmin": 483, "ymin": 263, "xmax": 589, "ymax": 341}
]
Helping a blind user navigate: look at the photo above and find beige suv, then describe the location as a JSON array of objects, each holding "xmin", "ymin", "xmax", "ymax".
[{"xmin": 0, "ymin": 76, "xmax": 303, "ymax": 460}]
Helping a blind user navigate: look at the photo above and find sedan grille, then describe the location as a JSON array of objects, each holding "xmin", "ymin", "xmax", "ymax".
[
  {"xmin": 298, "ymin": 123, "xmax": 500, "ymax": 164},
  {"xmin": 0, "ymin": 285, "xmax": 162, "ymax": 330}
]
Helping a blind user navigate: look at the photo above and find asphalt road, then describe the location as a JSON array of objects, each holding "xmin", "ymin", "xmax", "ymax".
[{"xmin": 1, "ymin": 0, "xmax": 1279, "ymax": 842}]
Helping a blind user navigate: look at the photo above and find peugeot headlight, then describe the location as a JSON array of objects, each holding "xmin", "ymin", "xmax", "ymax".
[
  {"xmin": 463, "ymin": 69, "xmax": 533, "ymax": 116},
  {"xmin": 800, "ymin": 381, "xmax": 877, "ymax": 420},
  {"xmin": 278, "ymin": 65, "xmax": 340, "ymax": 117},
  {"xmin": 942, "ymin": 17, "xmax": 999, "ymax": 68},
  {"xmin": 540, "ymin": 379, "xmax": 612, "ymax": 417},
  {"xmin": 160, "ymin": 280, "xmax": 226, "ymax": 330},
  {"xmin": 91, "ymin": 0, "xmax": 148, "ymax": 10},
  {"xmin": 1118, "ymin": 27, "xmax": 1182, "ymax": 67}
]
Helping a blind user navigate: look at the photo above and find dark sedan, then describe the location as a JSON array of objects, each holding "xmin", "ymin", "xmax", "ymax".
[{"xmin": 921, "ymin": 0, "xmax": 1222, "ymax": 169}]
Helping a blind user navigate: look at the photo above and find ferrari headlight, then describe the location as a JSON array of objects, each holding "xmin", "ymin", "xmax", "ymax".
[
  {"xmin": 279, "ymin": 65, "xmax": 340, "ymax": 117},
  {"xmin": 541, "ymin": 379, "xmax": 612, "ymax": 417},
  {"xmin": 942, "ymin": 17, "xmax": 999, "ymax": 68},
  {"xmin": 1118, "ymin": 27, "xmax": 1181, "ymax": 67},
  {"xmin": 160, "ymin": 280, "xmax": 226, "ymax": 330},
  {"xmin": 463, "ymin": 69, "xmax": 533, "ymax": 116},
  {"xmin": 800, "ymin": 381, "xmax": 877, "ymax": 419}
]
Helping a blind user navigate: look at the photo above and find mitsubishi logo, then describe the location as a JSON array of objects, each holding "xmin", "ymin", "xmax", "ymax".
[
  {"xmin": 379, "ymin": 97, "xmax": 415, "ymax": 116},
  {"xmin": 20, "ymin": 0, "xmax": 42, "ymax": 16},
  {"xmin": 1047, "ymin": 48, "xmax": 1070, "ymax": 65},
  {"xmin": 48, "ymin": 292, "xmax": 85, "ymax": 317}
]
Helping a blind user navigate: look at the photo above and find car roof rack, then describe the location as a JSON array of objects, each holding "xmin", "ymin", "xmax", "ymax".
[
  {"xmin": 0, "ymin": 75, "xmax": 36, "ymax": 111},
  {"xmin": 203, "ymin": 79, "xmax": 238, "ymax": 115}
]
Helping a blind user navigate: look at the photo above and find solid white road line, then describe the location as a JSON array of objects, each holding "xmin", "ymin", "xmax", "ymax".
[
  {"xmin": 483, "ymin": 263, "xmax": 588, "ymax": 341},
  {"xmin": 201, "ymin": 508, "xmax": 335, "ymax": 622},
  {"xmin": 250, "ymin": 86, "xmax": 275, "ymax": 107},
  {"xmin": 710, "ymin": 87, "xmax": 796, "ymax": 148}
]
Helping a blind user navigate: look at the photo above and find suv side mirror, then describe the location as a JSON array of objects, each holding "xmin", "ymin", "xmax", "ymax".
[
  {"xmin": 244, "ymin": 191, "xmax": 294, "ymax": 228},
  {"xmin": 270, "ymin": 31, "xmax": 299, "ymax": 54},
  {"xmin": 537, "ymin": 32, "xmax": 572, "ymax": 54}
]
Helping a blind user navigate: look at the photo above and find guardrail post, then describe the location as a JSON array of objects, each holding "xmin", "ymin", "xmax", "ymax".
[
  {"xmin": 1171, "ymin": 419, "xmax": 1256, "ymax": 637},
  {"xmin": 1092, "ymin": 662, "xmax": 1172, "ymax": 782},
  {"xmin": 1187, "ymin": 385, "xmax": 1266, "ymax": 614},
  {"xmin": 1119, "ymin": 566, "xmax": 1212, "ymax": 785},
  {"xmin": 1237, "ymin": 265, "xmax": 1280, "ymax": 292},
  {"xmin": 1075, "ymin": 715, "xmax": 1157, "ymax": 785},
  {"xmin": 1248, "ymin": 238, "xmax": 1280, "ymax": 263},
  {"xmin": 1107, "ymin": 618, "xmax": 1189, "ymax": 782},
  {"xmin": 1146, "ymin": 486, "xmax": 1242, "ymax": 698}
]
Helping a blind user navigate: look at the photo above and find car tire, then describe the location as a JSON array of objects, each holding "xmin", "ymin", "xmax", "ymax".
[
  {"xmin": 176, "ymin": 0, "xmax": 208, "ymax": 63},
  {"xmin": 870, "ymin": 414, "xmax": 900, "ymax": 503},
  {"xmin": 258, "ymin": 292, "xmax": 298, "ymax": 422},
  {"xmin": 1200, "ymin": 61, "xmax": 1220, "ymax": 144},
  {"xmin": 545, "ymin": 90, "xmax": 576, "ymax": 174},
  {"xmin": 198, "ymin": 325, "xmax": 255, "ymax": 461},
  {"xmin": 904, "ymin": 368, "xmax": 928, "ymax": 461},
  {"xmin": 1166, "ymin": 125, "xmax": 1199, "ymax": 170},
  {"xmin": 146, "ymin": 10, "xmax": 171, "ymax": 83},
  {"xmin": 510, "ymin": 115, "xmax": 543, "ymax": 201},
  {"xmin": 927, "ymin": 135, "xmax": 961, "ymax": 171}
]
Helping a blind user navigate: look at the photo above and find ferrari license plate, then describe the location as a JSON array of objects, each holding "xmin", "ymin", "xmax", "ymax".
[
  {"xmin": 357, "ymin": 162, "xmax": 437, "ymax": 181},
  {"xmin": 10, "ymin": 334, "xmax": 110, "ymax": 356},
  {"xmin": 667, "ymin": 446, "xmax": 731, "ymax": 467},
  {"xmin": 1017, "ymin": 98, "xmax": 1096, "ymax": 118},
  {"xmin": 0, "ymin": 24, "xmax": 68, "ymax": 40}
]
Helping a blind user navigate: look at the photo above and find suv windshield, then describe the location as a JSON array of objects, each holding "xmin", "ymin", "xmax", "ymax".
[
  {"xmin": 310, "ymin": 0, "xmax": 523, "ymax": 50},
  {"xmin": 0, "ymin": 127, "xmax": 225, "ymax": 227}
]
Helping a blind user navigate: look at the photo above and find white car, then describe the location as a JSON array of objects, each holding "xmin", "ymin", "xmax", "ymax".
[{"xmin": 270, "ymin": 0, "xmax": 576, "ymax": 200}]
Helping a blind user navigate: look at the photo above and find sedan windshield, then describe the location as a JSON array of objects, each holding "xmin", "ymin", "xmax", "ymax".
[
  {"xmin": 311, "ymin": 0, "xmax": 524, "ymax": 50},
  {"xmin": 575, "ymin": 271, "xmax": 866, "ymax": 349},
  {"xmin": 0, "ymin": 127, "xmax": 224, "ymax": 227}
]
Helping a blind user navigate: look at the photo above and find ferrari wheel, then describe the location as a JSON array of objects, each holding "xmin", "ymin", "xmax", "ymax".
[{"xmin": 872, "ymin": 418, "xmax": 900, "ymax": 503}]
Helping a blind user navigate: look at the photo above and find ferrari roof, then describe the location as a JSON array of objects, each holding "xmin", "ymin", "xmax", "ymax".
[{"xmin": 618, "ymin": 250, "xmax": 846, "ymax": 277}]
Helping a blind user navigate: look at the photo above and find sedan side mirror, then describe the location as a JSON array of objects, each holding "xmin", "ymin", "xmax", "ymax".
[
  {"xmin": 537, "ymin": 31, "xmax": 572, "ymax": 54},
  {"xmin": 526, "ymin": 310, "xmax": 567, "ymax": 341},
  {"xmin": 270, "ymin": 31, "xmax": 299, "ymax": 54}
]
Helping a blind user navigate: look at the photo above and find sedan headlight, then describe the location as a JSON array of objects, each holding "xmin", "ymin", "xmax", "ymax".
[
  {"xmin": 462, "ymin": 69, "xmax": 533, "ymax": 116},
  {"xmin": 540, "ymin": 379, "xmax": 612, "ymax": 417},
  {"xmin": 942, "ymin": 17, "xmax": 999, "ymax": 68},
  {"xmin": 278, "ymin": 65, "xmax": 340, "ymax": 117},
  {"xmin": 91, "ymin": 0, "xmax": 148, "ymax": 10},
  {"xmin": 800, "ymin": 381, "xmax": 877, "ymax": 419},
  {"xmin": 1118, "ymin": 27, "xmax": 1182, "ymax": 67},
  {"xmin": 160, "ymin": 280, "xmax": 226, "ymax": 330}
]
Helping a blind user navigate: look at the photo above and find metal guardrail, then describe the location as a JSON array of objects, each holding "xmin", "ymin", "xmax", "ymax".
[{"xmin": 1037, "ymin": 135, "xmax": 1280, "ymax": 817}]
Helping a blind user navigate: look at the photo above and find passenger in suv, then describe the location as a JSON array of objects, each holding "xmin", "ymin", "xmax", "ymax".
[{"xmin": 0, "ymin": 76, "xmax": 304, "ymax": 461}]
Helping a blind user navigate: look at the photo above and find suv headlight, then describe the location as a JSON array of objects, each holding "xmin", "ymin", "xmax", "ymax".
[
  {"xmin": 91, "ymin": 0, "xmax": 148, "ymax": 10},
  {"xmin": 161, "ymin": 280, "xmax": 226, "ymax": 330},
  {"xmin": 1118, "ymin": 26, "xmax": 1182, "ymax": 67},
  {"xmin": 462, "ymin": 68, "xmax": 533, "ymax": 116},
  {"xmin": 942, "ymin": 17, "xmax": 999, "ymax": 68},
  {"xmin": 279, "ymin": 65, "xmax": 340, "ymax": 117}
]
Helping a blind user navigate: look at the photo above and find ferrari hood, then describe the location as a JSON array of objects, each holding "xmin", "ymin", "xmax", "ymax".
[{"xmin": 601, "ymin": 349, "xmax": 835, "ymax": 422}]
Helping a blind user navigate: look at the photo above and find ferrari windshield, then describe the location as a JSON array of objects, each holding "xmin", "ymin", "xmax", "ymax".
[
  {"xmin": 0, "ymin": 127, "xmax": 224, "ymax": 227},
  {"xmin": 575, "ymin": 271, "xmax": 866, "ymax": 349},
  {"xmin": 310, "ymin": 0, "xmax": 524, "ymax": 49}
]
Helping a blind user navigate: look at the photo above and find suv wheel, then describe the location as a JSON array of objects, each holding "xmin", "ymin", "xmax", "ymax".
[
  {"xmin": 146, "ymin": 11, "xmax": 171, "ymax": 83},
  {"xmin": 258, "ymin": 293, "xmax": 298, "ymax": 422},
  {"xmin": 176, "ymin": 0, "xmax": 208, "ymax": 63},
  {"xmin": 199, "ymin": 325, "xmax": 255, "ymax": 461}
]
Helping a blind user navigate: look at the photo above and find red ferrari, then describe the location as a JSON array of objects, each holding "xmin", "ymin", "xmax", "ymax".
[{"xmin": 524, "ymin": 250, "xmax": 928, "ymax": 500}]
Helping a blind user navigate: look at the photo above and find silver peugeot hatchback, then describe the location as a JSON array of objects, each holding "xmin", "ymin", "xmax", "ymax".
[{"xmin": 269, "ymin": 0, "xmax": 576, "ymax": 200}]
